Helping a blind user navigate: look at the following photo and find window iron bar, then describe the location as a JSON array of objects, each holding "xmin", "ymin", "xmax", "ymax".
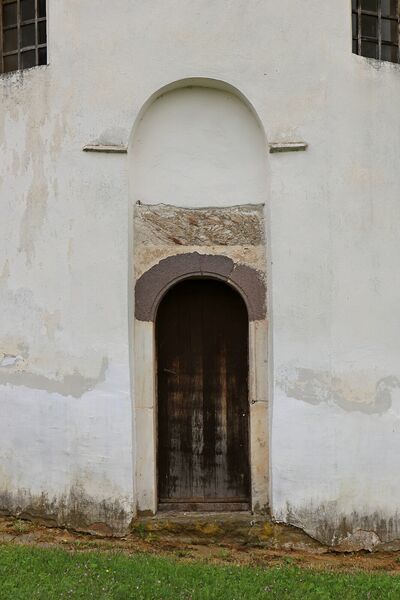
[
  {"xmin": 352, "ymin": 0, "xmax": 399, "ymax": 63},
  {"xmin": 0, "ymin": 0, "xmax": 47, "ymax": 74}
]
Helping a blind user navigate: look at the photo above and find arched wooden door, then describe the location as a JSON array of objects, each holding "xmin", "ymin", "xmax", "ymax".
[{"xmin": 156, "ymin": 278, "xmax": 250, "ymax": 511}]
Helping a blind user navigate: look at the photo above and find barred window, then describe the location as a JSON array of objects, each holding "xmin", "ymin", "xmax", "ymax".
[
  {"xmin": 352, "ymin": 0, "xmax": 400, "ymax": 63},
  {"xmin": 0, "ymin": 0, "xmax": 47, "ymax": 74}
]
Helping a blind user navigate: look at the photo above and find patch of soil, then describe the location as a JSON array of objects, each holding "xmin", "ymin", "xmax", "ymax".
[{"xmin": 1, "ymin": 516, "xmax": 400, "ymax": 574}]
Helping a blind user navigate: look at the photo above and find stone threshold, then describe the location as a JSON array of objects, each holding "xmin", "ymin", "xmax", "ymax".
[{"xmin": 131, "ymin": 511, "xmax": 325, "ymax": 552}]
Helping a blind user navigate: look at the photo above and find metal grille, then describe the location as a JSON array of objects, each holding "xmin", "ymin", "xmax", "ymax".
[
  {"xmin": 352, "ymin": 0, "xmax": 400, "ymax": 63},
  {"xmin": 0, "ymin": 0, "xmax": 47, "ymax": 74}
]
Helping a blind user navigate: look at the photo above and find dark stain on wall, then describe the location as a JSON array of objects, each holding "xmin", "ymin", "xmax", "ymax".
[
  {"xmin": 0, "ymin": 484, "xmax": 130, "ymax": 536},
  {"xmin": 280, "ymin": 502, "xmax": 400, "ymax": 551}
]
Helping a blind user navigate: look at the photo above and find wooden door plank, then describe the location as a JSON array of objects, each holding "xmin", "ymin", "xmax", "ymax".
[{"xmin": 156, "ymin": 279, "xmax": 250, "ymax": 506}]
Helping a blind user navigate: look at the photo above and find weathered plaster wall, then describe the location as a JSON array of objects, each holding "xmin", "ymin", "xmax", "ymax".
[{"xmin": 1, "ymin": 0, "xmax": 400, "ymax": 545}]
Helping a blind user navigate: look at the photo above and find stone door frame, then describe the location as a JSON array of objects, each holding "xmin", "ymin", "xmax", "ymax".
[{"xmin": 133, "ymin": 252, "xmax": 269, "ymax": 515}]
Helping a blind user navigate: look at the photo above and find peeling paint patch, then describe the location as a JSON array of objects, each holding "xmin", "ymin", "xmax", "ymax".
[
  {"xmin": 277, "ymin": 502, "xmax": 400, "ymax": 551},
  {"xmin": 0, "ymin": 356, "xmax": 108, "ymax": 398},
  {"xmin": 0, "ymin": 354, "xmax": 23, "ymax": 368},
  {"xmin": 277, "ymin": 366, "xmax": 400, "ymax": 414}
]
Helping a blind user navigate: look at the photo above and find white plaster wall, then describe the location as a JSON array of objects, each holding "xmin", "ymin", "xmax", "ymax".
[{"xmin": 0, "ymin": 0, "xmax": 400, "ymax": 542}]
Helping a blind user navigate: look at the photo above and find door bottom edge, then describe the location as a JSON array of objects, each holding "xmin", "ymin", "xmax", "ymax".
[{"xmin": 157, "ymin": 501, "xmax": 250, "ymax": 512}]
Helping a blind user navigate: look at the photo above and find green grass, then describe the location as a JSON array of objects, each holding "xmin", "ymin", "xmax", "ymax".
[{"xmin": 0, "ymin": 544, "xmax": 400, "ymax": 599}]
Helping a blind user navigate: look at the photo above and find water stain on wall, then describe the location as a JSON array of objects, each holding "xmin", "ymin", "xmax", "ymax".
[
  {"xmin": 0, "ymin": 356, "xmax": 108, "ymax": 399},
  {"xmin": 0, "ymin": 482, "xmax": 130, "ymax": 536},
  {"xmin": 278, "ymin": 502, "xmax": 400, "ymax": 551},
  {"xmin": 18, "ymin": 112, "xmax": 49, "ymax": 265}
]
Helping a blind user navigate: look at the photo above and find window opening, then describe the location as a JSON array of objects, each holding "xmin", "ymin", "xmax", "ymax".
[
  {"xmin": 1, "ymin": 0, "xmax": 47, "ymax": 74},
  {"xmin": 352, "ymin": 0, "xmax": 399, "ymax": 62}
]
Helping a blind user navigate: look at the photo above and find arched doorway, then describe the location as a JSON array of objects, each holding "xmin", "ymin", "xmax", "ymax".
[
  {"xmin": 156, "ymin": 278, "xmax": 250, "ymax": 511},
  {"xmin": 130, "ymin": 80, "xmax": 270, "ymax": 516}
]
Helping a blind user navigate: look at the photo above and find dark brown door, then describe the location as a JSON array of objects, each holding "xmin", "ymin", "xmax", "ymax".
[{"xmin": 156, "ymin": 278, "xmax": 250, "ymax": 511}]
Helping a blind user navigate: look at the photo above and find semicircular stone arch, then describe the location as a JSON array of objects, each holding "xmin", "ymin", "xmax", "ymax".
[{"xmin": 135, "ymin": 252, "xmax": 266, "ymax": 322}]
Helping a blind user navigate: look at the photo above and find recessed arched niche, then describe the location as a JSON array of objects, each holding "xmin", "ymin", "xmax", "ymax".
[{"xmin": 129, "ymin": 82, "xmax": 267, "ymax": 207}]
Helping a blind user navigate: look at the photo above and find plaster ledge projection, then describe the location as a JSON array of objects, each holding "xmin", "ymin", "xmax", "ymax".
[
  {"xmin": 269, "ymin": 141, "xmax": 308, "ymax": 153},
  {"xmin": 82, "ymin": 144, "xmax": 128, "ymax": 154},
  {"xmin": 82, "ymin": 142, "xmax": 308, "ymax": 155}
]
